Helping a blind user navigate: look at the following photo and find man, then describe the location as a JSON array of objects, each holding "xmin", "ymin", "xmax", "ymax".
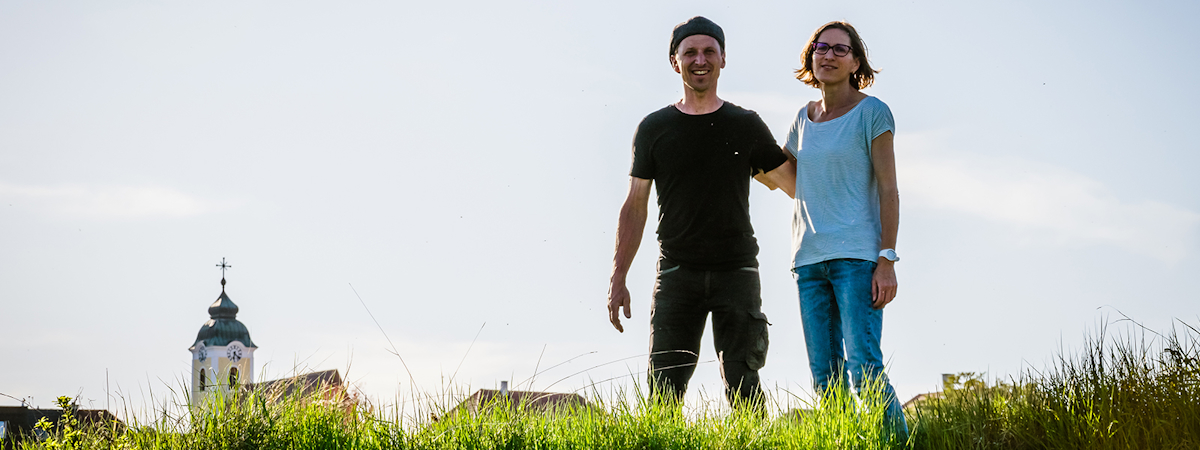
[{"xmin": 607, "ymin": 16, "xmax": 796, "ymax": 407}]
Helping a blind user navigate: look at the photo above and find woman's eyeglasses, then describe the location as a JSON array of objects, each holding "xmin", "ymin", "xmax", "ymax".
[{"xmin": 812, "ymin": 42, "xmax": 852, "ymax": 57}]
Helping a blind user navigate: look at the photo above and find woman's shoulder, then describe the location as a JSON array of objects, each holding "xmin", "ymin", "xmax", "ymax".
[
  {"xmin": 859, "ymin": 95, "xmax": 891, "ymax": 112},
  {"xmin": 853, "ymin": 96, "xmax": 893, "ymax": 123},
  {"xmin": 858, "ymin": 96, "xmax": 895, "ymax": 135}
]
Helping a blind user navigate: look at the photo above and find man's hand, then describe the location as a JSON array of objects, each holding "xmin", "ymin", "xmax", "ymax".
[
  {"xmin": 608, "ymin": 281, "xmax": 632, "ymax": 332},
  {"xmin": 871, "ymin": 259, "xmax": 897, "ymax": 309}
]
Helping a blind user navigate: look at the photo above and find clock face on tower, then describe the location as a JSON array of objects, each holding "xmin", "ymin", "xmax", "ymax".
[
  {"xmin": 226, "ymin": 345, "xmax": 243, "ymax": 362},
  {"xmin": 198, "ymin": 346, "xmax": 208, "ymax": 362}
]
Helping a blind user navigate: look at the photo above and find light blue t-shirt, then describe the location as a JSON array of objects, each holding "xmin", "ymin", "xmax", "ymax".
[{"xmin": 784, "ymin": 96, "xmax": 894, "ymax": 269}]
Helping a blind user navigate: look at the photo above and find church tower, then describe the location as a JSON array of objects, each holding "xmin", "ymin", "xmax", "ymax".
[{"xmin": 189, "ymin": 259, "xmax": 257, "ymax": 404}]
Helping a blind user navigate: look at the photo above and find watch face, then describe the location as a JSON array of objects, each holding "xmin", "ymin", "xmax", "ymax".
[{"xmin": 226, "ymin": 346, "xmax": 243, "ymax": 362}]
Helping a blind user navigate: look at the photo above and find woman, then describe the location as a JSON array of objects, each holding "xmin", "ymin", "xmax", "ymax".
[{"xmin": 785, "ymin": 21, "xmax": 908, "ymax": 441}]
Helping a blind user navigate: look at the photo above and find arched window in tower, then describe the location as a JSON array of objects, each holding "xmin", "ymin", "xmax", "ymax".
[
  {"xmin": 229, "ymin": 367, "xmax": 239, "ymax": 386},
  {"xmin": 199, "ymin": 369, "xmax": 207, "ymax": 391}
]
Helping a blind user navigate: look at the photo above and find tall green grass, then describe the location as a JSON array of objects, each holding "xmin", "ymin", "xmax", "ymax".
[
  {"xmin": 21, "ymin": 379, "xmax": 903, "ymax": 449},
  {"xmin": 21, "ymin": 319, "xmax": 1199, "ymax": 449},
  {"xmin": 911, "ymin": 320, "xmax": 1200, "ymax": 449}
]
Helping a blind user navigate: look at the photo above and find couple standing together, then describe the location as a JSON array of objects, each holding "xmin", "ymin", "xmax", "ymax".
[{"xmin": 606, "ymin": 16, "xmax": 908, "ymax": 439}]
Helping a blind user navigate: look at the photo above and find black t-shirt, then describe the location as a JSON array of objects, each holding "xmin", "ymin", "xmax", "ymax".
[{"xmin": 630, "ymin": 102, "xmax": 787, "ymax": 270}]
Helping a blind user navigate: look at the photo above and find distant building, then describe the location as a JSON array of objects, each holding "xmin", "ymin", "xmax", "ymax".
[
  {"xmin": 446, "ymin": 382, "xmax": 588, "ymax": 418},
  {"xmin": 902, "ymin": 392, "xmax": 942, "ymax": 410},
  {"xmin": 248, "ymin": 369, "xmax": 354, "ymax": 412},
  {"xmin": 902, "ymin": 373, "xmax": 960, "ymax": 410},
  {"xmin": 187, "ymin": 261, "xmax": 354, "ymax": 413},
  {"xmin": 189, "ymin": 265, "xmax": 257, "ymax": 408},
  {"xmin": 0, "ymin": 405, "xmax": 122, "ymax": 450}
]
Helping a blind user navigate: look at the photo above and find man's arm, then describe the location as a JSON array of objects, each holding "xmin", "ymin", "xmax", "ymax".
[
  {"xmin": 608, "ymin": 177, "xmax": 652, "ymax": 333},
  {"xmin": 754, "ymin": 152, "xmax": 796, "ymax": 198},
  {"xmin": 870, "ymin": 131, "xmax": 899, "ymax": 309}
]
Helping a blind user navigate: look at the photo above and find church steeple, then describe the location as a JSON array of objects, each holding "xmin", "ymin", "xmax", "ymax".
[
  {"xmin": 190, "ymin": 258, "xmax": 257, "ymax": 405},
  {"xmin": 194, "ymin": 262, "xmax": 256, "ymax": 348}
]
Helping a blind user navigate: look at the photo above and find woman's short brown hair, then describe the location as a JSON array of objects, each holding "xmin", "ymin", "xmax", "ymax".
[{"xmin": 795, "ymin": 21, "xmax": 878, "ymax": 90}]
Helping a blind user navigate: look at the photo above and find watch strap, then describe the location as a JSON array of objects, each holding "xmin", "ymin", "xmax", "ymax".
[{"xmin": 878, "ymin": 248, "xmax": 899, "ymax": 262}]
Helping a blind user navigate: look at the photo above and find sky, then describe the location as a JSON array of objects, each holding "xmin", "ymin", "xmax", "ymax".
[{"xmin": 2, "ymin": 0, "xmax": 1199, "ymax": 416}]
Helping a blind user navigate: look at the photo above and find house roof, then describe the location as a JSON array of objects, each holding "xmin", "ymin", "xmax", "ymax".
[
  {"xmin": 448, "ymin": 389, "xmax": 588, "ymax": 417},
  {"xmin": 0, "ymin": 405, "xmax": 124, "ymax": 442},
  {"xmin": 902, "ymin": 392, "xmax": 942, "ymax": 410},
  {"xmin": 249, "ymin": 369, "xmax": 345, "ymax": 400}
]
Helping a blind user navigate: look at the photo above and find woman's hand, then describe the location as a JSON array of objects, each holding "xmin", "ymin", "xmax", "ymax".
[{"xmin": 871, "ymin": 259, "xmax": 897, "ymax": 309}]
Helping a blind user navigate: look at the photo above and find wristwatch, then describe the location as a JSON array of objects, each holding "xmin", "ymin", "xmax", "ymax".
[{"xmin": 878, "ymin": 248, "xmax": 899, "ymax": 262}]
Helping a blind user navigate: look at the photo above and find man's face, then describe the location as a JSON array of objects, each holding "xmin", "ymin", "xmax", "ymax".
[{"xmin": 670, "ymin": 35, "xmax": 725, "ymax": 93}]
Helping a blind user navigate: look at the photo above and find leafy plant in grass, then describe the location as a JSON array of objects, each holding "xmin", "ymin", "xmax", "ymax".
[{"xmin": 30, "ymin": 396, "xmax": 82, "ymax": 450}]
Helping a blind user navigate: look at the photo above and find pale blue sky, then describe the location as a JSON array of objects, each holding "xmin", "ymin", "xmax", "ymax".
[{"xmin": 2, "ymin": 0, "xmax": 1198, "ymax": 414}]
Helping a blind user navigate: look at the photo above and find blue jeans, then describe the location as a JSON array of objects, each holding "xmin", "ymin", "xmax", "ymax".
[{"xmin": 794, "ymin": 258, "xmax": 908, "ymax": 441}]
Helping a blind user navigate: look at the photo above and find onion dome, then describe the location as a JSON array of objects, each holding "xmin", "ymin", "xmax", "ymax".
[{"xmin": 193, "ymin": 277, "xmax": 257, "ymax": 348}]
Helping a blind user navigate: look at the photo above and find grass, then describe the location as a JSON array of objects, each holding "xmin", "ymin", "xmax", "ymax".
[
  {"xmin": 910, "ymin": 319, "xmax": 1200, "ymax": 449},
  {"xmin": 17, "ymin": 318, "xmax": 1200, "ymax": 450},
  {"xmin": 19, "ymin": 378, "xmax": 904, "ymax": 449}
]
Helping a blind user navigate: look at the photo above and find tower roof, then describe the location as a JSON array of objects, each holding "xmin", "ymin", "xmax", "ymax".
[
  {"xmin": 193, "ymin": 278, "xmax": 256, "ymax": 348},
  {"xmin": 208, "ymin": 290, "xmax": 239, "ymax": 319}
]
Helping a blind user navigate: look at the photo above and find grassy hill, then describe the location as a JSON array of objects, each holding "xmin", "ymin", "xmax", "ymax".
[{"xmin": 16, "ymin": 321, "xmax": 1198, "ymax": 450}]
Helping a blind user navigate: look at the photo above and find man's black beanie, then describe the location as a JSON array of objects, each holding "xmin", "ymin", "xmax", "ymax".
[{"xmin": 669, "ymin": 16, "xmax": 725, "ymax": 57}]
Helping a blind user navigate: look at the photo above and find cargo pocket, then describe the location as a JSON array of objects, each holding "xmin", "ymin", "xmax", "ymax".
[{"xmin": 746, "ymin": 311, "xmax": 771, "ymax": 371}]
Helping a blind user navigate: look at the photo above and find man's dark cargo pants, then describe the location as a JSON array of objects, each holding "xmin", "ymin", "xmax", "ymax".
[{"xmin": 648, "ymin": 259, "xmax": 770, "ymax": 407}]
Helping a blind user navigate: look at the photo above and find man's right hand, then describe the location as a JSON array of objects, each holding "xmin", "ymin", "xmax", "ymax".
[{"xmin": 608, "ymin": 281, "xmax": 632, "ymax": 333}]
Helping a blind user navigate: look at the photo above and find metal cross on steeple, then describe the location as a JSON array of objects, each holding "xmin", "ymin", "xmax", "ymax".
[
  {"xmin": 216, "ymin": 257, "xmax": 232, "ymax": 277},
  {"xmin": 216, "ymin": 257, "xmax": 232, "ymax": 290}
]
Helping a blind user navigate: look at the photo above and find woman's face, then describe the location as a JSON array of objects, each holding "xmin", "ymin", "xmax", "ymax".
[{"xmin": 812, "ymin": 28, "xmax": 860, "ymax": 87}]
